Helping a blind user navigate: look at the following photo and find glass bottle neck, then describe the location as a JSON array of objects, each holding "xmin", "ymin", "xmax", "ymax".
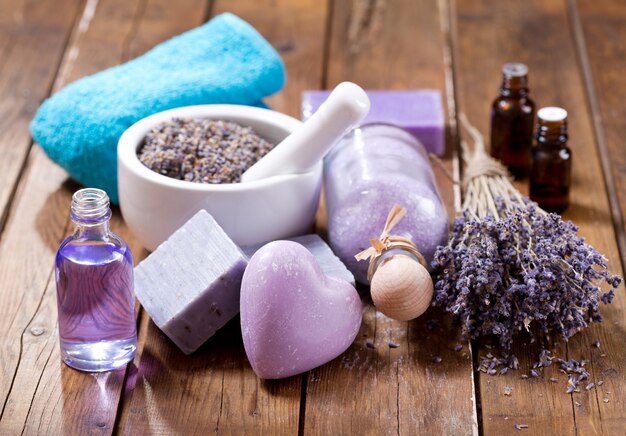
[
  {"xmin": 500, "ymin": 75, "xmax": 529, "ymax": 97},
  {"xmin": 72, "ymin": 219, "xmax": 111, "ymax": 239},
  {"xmin": 70, "ymin": 188, "xmax": 113, "ymax": 239},
  {"xmin": 536, "ymin": 120, "xmax": 568, "ymax": 147}
]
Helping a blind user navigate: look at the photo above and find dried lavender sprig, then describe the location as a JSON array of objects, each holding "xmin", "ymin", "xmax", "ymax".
[{"xmin": 432, "ymin": 114, "xmax": 621, "ymax": 356}]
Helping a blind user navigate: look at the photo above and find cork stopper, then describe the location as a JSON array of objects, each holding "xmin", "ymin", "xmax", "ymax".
[
  {"xmin": 355, "ymin": 205, "xmax": 434, "ymax": 321},
  {"xmin": 370, "ymin": 252, "xmax": 433, "ymax": 321}
]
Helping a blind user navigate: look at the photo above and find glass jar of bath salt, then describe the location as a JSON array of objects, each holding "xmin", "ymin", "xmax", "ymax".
[
  {"xmin": 324, "ymin": 123, "xmax": 448, "ymax": 284},
  {"xmin": 55, "ymin": 188, "xmax": 137, "ymax": 372}
]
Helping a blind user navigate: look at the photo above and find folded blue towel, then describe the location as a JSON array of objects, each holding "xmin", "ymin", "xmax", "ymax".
[{"xmin": 31, "ymin": 13, "xmax": 285, "ymax": 203}]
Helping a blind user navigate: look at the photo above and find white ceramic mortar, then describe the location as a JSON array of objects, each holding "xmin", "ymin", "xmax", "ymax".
[{"xmin": 117, "ymin": 105, "xmax": 322, "ymax": 251}]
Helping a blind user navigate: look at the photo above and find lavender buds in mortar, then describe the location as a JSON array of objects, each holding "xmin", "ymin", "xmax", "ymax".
[{"xmin": 432, "ymin": 114, "xmax": 621, "ymax": 354}]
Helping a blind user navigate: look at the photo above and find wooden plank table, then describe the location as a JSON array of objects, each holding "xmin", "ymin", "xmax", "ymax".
[{"xmin": 0, "ymin": 0, "xmax": 624, "ymax": 434}]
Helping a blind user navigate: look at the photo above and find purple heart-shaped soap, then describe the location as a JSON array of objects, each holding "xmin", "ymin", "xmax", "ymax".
[{"xmin": 241, "ymin": 240, "xmax": 363, "ymax": 379}]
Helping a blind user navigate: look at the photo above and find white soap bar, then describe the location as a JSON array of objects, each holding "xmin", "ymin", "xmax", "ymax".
[
  {"xmin": 134, "ymin": 210, "xmax": 248, "ymax": 354},
  {"xmin": 242, "ymin": 234, "xmax": 355, "ymax": 286}
]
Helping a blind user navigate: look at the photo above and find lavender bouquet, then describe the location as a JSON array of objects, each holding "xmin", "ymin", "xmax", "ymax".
[{"xmin": 432, "ymin": 114, "xmax": 620, "ymax": 352}]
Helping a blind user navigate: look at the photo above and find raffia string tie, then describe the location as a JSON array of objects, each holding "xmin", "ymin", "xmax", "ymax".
[
  {"xmin": 462, "ymin": 153, "xmax": 510, "ymax": 189},
  {"xmin": 355, "ymin": 204, "xmax": 426, "ymax": 281}
]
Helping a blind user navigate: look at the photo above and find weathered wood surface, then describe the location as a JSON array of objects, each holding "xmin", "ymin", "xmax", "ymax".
[
  {"xmin": 455, "ymin": 0, "xmax": 626, "ymax": 434},
  {"xmin": 301, "ymin": 1, "xmax": 476, "ymax": 435},
  {"xmin": 0, "ymin": 0, "xmax": 624, "ymax": 434}
]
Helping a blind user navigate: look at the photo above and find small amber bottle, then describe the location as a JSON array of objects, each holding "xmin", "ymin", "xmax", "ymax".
[
  {"xmin": 530, "ymin": 107, "xmax": 571, "ymax": 213},
  {"xmin": 490, "ymin": 63, "xmax": 536, "ymax": 179}
]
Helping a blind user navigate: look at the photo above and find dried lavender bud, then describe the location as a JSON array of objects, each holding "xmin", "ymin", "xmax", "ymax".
[
  {"xmin": 593, "ymin": 340, "xmax": 601, "ymax": 348},
  {"xmin": 388, "ymin": 341, "xmax": 399, "ymax": 349},
  {"xmin": 454, "ymin": 344, "xmax": 463, "ymax": 352},
  {"xmin": 366, "ymin": 340, "xmax": 376, "ymax": 349},
  {"xmin": 559, "ymin": 357, "xmax": 590, "ymax": 394},
  {"xmin": 138, "ymin": 118, "xmax": 275, "ymax": 184},
  {"xmin": 531, "ymin": 369, "xmax": 539, "ymax": 378},
  {"xmin": 597, "ymin": 380, "xmax": 604, "ymax": 386},
  {"xmin": 585, "ymin": 383, "xmax": 595, "ymax": 391},
  {"xmin": 432, "ymin": 197, "xmax": 620, "ymax": 361},
  {"xmin": 432, "ymin": 356, "xmax": 442, "ymax": 364},
  {"xmin": 514, "ymin": 423, "xmax": 529, "ymax": 430}
]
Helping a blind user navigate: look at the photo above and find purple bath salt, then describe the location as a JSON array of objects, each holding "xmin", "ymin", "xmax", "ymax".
[
  {"xmin": 324, "ymin": 123, "xmax": 448, "ymax": 284},
  {"xmin": 302, "ymin": 90, "xmax": 445, "ymax": 155}
]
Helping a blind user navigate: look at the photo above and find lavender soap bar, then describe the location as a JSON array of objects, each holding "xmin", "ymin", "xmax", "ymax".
[
  {"xmin": 242, "ymin": 234, "xmax": 355, "ymax": 286},
  {"xmin": 134, "ymin": 210, "xmax": 247, "ymax": 354},
  {"xmin": 302, "ymin": 89, "xmax": 445, "ymax": 155}
]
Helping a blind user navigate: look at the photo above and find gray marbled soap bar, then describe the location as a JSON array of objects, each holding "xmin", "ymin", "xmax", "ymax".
[
  {"xmin": 134, "ymin": 210, "xmax": 248, "ymax": 355},
  {"xmin": 242, "ymin": 234, "xmax": 355, "ymax": 286}
]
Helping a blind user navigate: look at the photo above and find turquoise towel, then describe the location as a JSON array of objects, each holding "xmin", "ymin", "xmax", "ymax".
[{"xmin": 31, "ymin": 13, "xmax": 285, "ymax": 203}]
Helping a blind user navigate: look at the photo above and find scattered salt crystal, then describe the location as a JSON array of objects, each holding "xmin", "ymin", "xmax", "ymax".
[
  {"xmin": 603, "ymin": 398, "xmax": 610, "ymax": 403},
  {"xmin": 432, "ymin": 356, "xmax": 442, "ymax": 364},
  {"xmin": 521, "ymin": 374, "xmax": 529, "ymax": 379},
  {"xmin": 514, "ymin": 423, "xmax": 528, "ymax": 430},
  {"xmin": 504, "ymin": 386, "xmax": 513, "ymax": 396},
  {"xmin": 585, "ymin": 383, "xmax": 595, "ymax": 391},
  {"xmin": 549, "ymin": 377, "xmax": 558, "ymax": 383}
]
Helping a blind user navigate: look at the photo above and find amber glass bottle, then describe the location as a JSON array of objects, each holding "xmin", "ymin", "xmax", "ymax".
[
  {"xmin": 530, "ymin": 107, "xmax": 571, "ymax": 213},
  {"xmin": 490, "ymin": 63, "xmax": 536, "ymax": 179}
]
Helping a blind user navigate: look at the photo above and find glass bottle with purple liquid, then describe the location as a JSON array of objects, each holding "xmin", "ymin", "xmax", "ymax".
[{"xmin": 56, "ymin": 188, "xmax": 137, "ymax": 372}]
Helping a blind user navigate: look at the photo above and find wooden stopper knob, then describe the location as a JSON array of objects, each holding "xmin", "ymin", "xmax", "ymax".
[{"xmin": 370, "ymin": 254, "xmax": 433, "ymax": 321}]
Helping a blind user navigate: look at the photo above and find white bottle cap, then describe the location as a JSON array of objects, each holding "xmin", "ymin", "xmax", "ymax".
[
  {"xmin": 538, "ymin": 107, "xmax": 568, "ymax": 122},
  {"xmin": 502, "ymin": 63, "xmax": 528, "ymax": 77}
]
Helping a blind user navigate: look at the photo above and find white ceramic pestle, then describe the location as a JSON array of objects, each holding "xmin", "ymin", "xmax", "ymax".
[{"xmin": 241, "ymin": 82, "xmax": 370, "ymax": 182}]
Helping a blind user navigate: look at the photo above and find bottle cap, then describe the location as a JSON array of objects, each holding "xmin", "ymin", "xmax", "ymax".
[
  {"xmin": 502, "ymin": 63, "xmax": 528, "ymax": 77},
  {"xmin": 538, "ymin": 107, "xmax": 568, "ymax": 122}
]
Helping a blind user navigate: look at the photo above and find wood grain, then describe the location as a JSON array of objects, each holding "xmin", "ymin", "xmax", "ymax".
[
  {"xmin": 0, "ymin": 0, "xmax": 84, "ymax": 233},
  {"xmin": 0, "ymin": 0, "xmax": 203, "ymax": 433},
  {"xmin": 454, "ymin": 0, "xmax": 626, "ymax": 433},
  {"xmin": 117, "ymin": 0, "xmax": 329, "ymax": 433},
  {"xmin": 0, "ymin": 0, "xmax": 84, "ymax": 430},
  {"xmin": 571, "ymin": 0, "xmax": 626, "ymax": 433},
  {"xmin": 302, "ymin": 0, "xmax": 477, "ymax": 434},
  {"xmin": 1, "ymin": 0, "xmax": 625, "ymax": 434},
  {"xmin": 574, "ymin": 0, "xmax": 626, "ymax": 271}
]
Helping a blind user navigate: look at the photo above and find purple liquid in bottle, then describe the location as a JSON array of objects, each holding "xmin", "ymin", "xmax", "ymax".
[{"xmin": 55, "ymin": 188, "xmax": 137, "ymax": 372}]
